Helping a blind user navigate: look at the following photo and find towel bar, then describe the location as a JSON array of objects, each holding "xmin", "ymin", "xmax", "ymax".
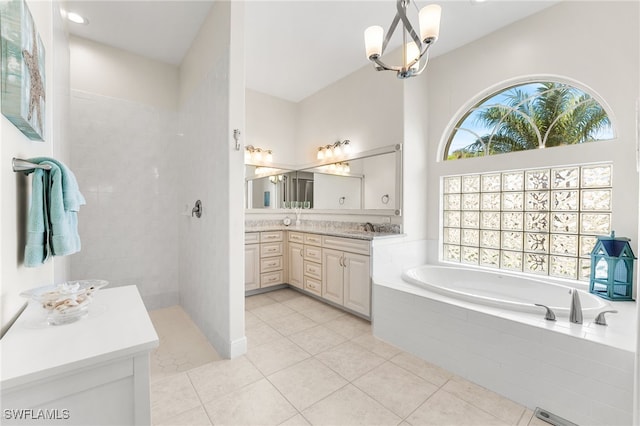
[{"xmin": 12, "ymin": 158, "xmax": 52, "ymax": 173}]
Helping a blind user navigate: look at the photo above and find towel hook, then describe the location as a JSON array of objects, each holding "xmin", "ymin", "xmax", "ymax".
[{"xmin": 192, "ymin": 200, "xmax": 202, "ymax": 218}]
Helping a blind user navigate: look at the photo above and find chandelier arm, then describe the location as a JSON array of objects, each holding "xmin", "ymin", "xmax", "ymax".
[
  {"xmin": 371, "ymin": 56, "xmax": 402, "ymax": 72},
  {"xmin": 396, "ymin": 0, "xmax": 422, "ymax": 48},
  {"xmin": 382, "ymin": 13, "xmax": 402, "ymax": 54}
]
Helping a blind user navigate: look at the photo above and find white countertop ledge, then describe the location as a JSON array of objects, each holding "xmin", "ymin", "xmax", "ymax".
[{"xmin": 0, "ymin": 286, "xmax": 159, "ymax": 390}]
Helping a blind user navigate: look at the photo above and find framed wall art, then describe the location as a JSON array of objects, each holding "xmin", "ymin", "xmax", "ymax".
[{"xmin": 1, "ymin": 0, "xmax": 46, "ymax": 141}]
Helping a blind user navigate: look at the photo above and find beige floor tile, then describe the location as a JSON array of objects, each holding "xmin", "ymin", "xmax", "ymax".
[
  {"xmin": 300, "ymin": 303, "xmax": 346, "ymax": 323},
  {"xmin": 283, "ymin": 295, "xmax": 326, "ymax": 312},
  {"xmin": 246, "ymin": 321, "xmax": 283, "ymax": 348},
  {"xmin": 289, "ymin": 325, "xmax": 347, "ymax": 355},
  {"xmin": 443, "ymin": 377, "xmax": 525, "ymax": 424},
  {"xmin": 245, "ymin": 310, "xmax": 266, "ymax": 329},
  {"xmin": 315, "ymin": 341, "xmax": 386, "ymax": 381},
  {"xmin": 246, "ymin": 336, "xmax": 311, "ymax": 375},
  {"xmin": 407, "ymin": 390, "xmax": 508, "ymax": 426},
  {"xmin": 268, "ymin": 288, "xmax": 304, "ymax": 303},
  {"xmin": 263, "ymin": 311, "xmax": 318, "ymax": 336},
  {"xmin": 324, "ymin": 314, "xmax": 371, "ymax": 339},
  {"xmin": 268, "ymin": 358, "xmax": 348, "ymax": 411},
  {"xmin": 302, "ymin": 384, "xmax": 402, "ymax": 426},
  {"xmin": 204, "ymin": 378, "xmax": 297, "ymax": 426},
  {"xmin": 188, "ymin": 356, "xmax": 263, "ymax": 404},
  {"xmin": 251, "ymin": 302, "xmax": 296, "ymax": 321},
  {"xmin": 390, "ymin": 351, "xmax": 453, "ymax": 387},
  {"xmin": 279, "ymin": 413, "xmax": 311, "ymax": 426},
  {"xmin": 245, "ymin": 293, "xmax": 278, "ymax": 311},
  {"xmin": 149, "ymin": 305, "xmax": 222, "ymax": 380},
  {"xmin": 151, "ymin": 372, "xmax": 202, "ymax": 422},
  {"xmin": 154, "ymin": 405, "xmax": 212, "ymax": 426},
  {"xmin": 351, "ymin": 333, "xmax": 402, "ymax": 359},
  {"xmin": 353, "ymin": 361, "xmax": 439, "ymax": 418}
]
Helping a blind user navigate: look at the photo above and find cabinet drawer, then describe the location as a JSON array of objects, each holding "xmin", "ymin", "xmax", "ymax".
[
  {"xmin": 261, "ymin": 231, "xmax": 283, "ymax": 243},
  {"xmin": 304, "ymin": 277, "xmax": 322, "ymax": 296},
  {"xmin": 288, "ymin": 232, "xmax": 304, "ymax": 243},
  {"xmin": 322, "ymin": 236, "xmax": 370, "ymax": 255},
  {"xmin": 245, "ymin": 232, "xmax": 260, "ymax": 244},
  {"xmin": 261, "ymin": 256, "xmax": 283, "ymax": 273},
  {"xmin": 261, "ymin": 270, "xmax": 284, "ymax": 287},
  {"xmin": 304, "ymin": 260, "xmax": 322, "ymax": 280},
  {"xmin": 304, "ymin": 233, "xmax": 323, "ymax": 246},
  {"xmin": 261, "ymin": 242, "xmax": 283, "ymax": 257},
  {"xmin": 303, "ymin": 246, "xmax": 322, "ymax": 262}
]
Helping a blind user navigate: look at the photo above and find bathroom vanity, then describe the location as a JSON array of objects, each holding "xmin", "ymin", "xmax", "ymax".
[
  {"xmin": 0, "ymin": 286, "xmax": 158, "ymax": 425},
  {"xmin": 245, "ymin": 227, "xmax": 397, "ymax": 318}
]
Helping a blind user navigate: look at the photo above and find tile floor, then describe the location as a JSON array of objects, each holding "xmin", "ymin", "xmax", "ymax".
[{"xmin": 149, "ymin": 289, "xmax": 549, "ymax": 426}]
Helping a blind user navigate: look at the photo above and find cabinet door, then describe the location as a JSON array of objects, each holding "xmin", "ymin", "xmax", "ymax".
[
  {"xmin": 322, "ymin": 248, "xmax": 344, "ymax": 305},
  {"xmin": 245, "ymin": 244, "xmax": 261, "ymax": 291},
  {"xmin": 288, "ymin": 242, "xmax": 304, "ymax": 289},
  {"xmin": 343, "ymin": 252, "xmax": 371, "ymax": 316}
]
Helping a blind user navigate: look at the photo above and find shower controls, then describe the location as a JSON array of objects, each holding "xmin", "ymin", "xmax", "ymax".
[{"xmin": 192, "ymin": 200, "xmax": 202, "ymax": 218}]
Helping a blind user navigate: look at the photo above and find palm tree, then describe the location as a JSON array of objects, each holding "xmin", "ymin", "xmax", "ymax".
[{"xmin": 447, "ymin": 82, "xmax": 611, "ymax": 159}]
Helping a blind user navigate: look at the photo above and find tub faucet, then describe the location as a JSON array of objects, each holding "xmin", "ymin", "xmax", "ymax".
[
  {"xmin": 364, "ymin": 222, "xmax": 375, "ymax": 232},
  {"xmin": 569, "ymin": 288, "xmax": 583, "ymax": 324}
]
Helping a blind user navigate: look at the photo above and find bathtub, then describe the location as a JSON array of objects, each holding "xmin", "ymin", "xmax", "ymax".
[
  {"xmin": 401, "ymin": 264, "xmax": 611, "ymax": 319},
  {"xmin": 372, "ymin": 246, "xmax": 635, "ymax": 426}
]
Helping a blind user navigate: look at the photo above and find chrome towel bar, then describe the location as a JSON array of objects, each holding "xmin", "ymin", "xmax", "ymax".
[{"xmin": 12, "ymin": 158, "xmax": 52, "ymax": 173}]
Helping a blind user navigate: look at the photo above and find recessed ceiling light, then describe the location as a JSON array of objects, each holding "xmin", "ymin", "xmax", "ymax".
[{"xmin": 67, "ymin": 12, "xmax": 89, "ymax": 25}]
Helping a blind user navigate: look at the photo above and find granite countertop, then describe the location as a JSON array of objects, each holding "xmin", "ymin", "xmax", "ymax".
[{"xmin": 245, "ymin": 225, "xmax": 403, "ymax": 241}]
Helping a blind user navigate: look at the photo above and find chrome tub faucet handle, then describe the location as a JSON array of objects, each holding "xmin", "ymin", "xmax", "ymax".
[
  {"xmin": 594, "ymin": 310, "xmax": 618, "ymax": 326},
  {"xmin": 534, "ymin": 304, "xmax": 556, "ymax": 321}
]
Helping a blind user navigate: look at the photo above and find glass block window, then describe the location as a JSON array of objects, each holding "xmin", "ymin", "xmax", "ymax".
[
  {"xmin": 444, "ymin": 81, "xmax": 614, "ymax": 160},
  {"xmin": 442, "ymin": 163, "xmax": 612, "ymax": 280}
]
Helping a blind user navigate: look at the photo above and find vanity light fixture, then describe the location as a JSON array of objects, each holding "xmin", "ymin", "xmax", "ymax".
[
  {"xmin": 245, "ymin": 145, "xmax": 273, "ymax": 163},
  {"xmin": 316, "ymin": 140, "xmax": 352, "ymax": 160},
  {"xmin": 364, "ymin": 0, "xmax": 441, "ymax": 79}
]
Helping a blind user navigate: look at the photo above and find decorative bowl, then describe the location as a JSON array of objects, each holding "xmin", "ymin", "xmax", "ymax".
[{"xmin": 20, "ymin": 280, "xmax": 108, "ymax": 325}]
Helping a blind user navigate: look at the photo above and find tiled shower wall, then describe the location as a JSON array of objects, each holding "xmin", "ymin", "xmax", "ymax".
[{"xmin": 69, "ymin": 90, "xmax": 180, "ymax": 309}]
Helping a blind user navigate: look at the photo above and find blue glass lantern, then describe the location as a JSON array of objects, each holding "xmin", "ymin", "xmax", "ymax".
[{"xmin": 589, "ymin": 231, "xmax": 636, "ymax": 301}]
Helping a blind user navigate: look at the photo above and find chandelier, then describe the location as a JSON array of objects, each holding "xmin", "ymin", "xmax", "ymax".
[{"xmin": 364, "ymin": 0, "xmax": 441, "ymax": 79}]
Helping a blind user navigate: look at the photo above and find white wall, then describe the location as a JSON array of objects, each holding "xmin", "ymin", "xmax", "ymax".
[
  {"xmin": 245, "ymin": 89, "xmax": 297, "ymax": 166},
  {"xmin": 68, "ymin": 37, "xmax": 181, "ymax": 310},
  {"xmin": 178, "ymin": 0, "xmax": 246, "ymax": 358},
  {"xmin": 422, "ymin": 1, "xmax": 639, "ymax": 259},
  {"xmin": 295, "ymin": 65, "xmax": 403, "ymax": 165},
  {"xmin": 0, "ymin": 0, "xmax": 70, "ymax": 335},
  {"xmin": 70, "ymin": 36, "xmax": 178, "ymax": 110}
]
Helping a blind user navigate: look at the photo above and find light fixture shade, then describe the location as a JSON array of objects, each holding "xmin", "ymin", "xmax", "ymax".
[
  {"xmin": 419, "ymin": 4, "xmax": 441, "ymax": 42},
  {"xmin": 364, "ymin": 26, "xmax": 384, "ymax": 59},
  {"xmin": 266, "ymin": 150, "xmax": 273, "ymax": 162},
  {"xmin": 317, "ymin": 148, "xmax": 324, "ymax": 160},
  {"xmin": 343, "ymin": 140, "xmax": 352, "ymax": 153},
  {"xmin": 406, "ymin": 42, "xmax": 420, "ymax": 71}
]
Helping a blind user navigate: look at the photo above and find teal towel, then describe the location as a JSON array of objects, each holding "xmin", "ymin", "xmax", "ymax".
[
  {"xmin": 24, "ymin": 158, "xmax": 86, "ymax": 267},
  {"xmin": 24, "ymin": 168, "xmax": 51, "ymax": 267}
]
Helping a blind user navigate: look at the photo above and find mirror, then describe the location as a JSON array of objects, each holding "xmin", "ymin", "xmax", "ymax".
[{"xmin": 245, "ymin": 144, "xmax": 402, "ymax": 214}]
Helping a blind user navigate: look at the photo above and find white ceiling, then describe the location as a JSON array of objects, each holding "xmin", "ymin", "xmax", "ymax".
[{"xmin": 64, "ymin": 0, "xmax": 559, "ymax": 103}]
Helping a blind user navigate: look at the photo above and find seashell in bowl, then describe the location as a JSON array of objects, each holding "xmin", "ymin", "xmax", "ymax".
[{"xmin": 20, "ymin": 280, "xmax": 108, "ymax": 325}]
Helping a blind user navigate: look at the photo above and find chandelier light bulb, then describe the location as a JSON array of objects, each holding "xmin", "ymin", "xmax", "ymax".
[
  {"xmin": 419, "ymin": 4, "xmax": 442, "ymax": 42},
  {"xmin": 364, "ymin": 26, "xmax": 384, "ymax": 59},
  {"xmin": 406, "ymin": 41, "xmax": 421, "ymax": 71}
]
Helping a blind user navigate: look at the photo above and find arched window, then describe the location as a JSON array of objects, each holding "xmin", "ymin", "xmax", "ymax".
[{"xmin": 444, "ymin": 81, "xmax": 614, "ymax": 160}]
